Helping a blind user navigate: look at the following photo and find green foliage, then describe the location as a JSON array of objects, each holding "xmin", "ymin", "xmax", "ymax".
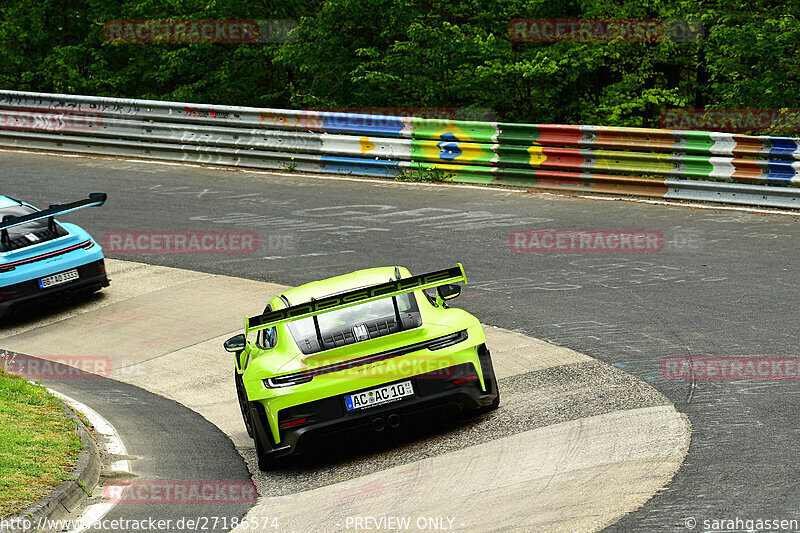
[
  {"xmin": 396, "ymin": 165, "xmax": 452, "ymax": 182},
  {"xmin": 0, "ymin": 0, "xmax": 798, "ymax": 130}
]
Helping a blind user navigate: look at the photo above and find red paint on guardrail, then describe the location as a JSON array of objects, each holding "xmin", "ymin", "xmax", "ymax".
[{"xmin": 0, "ymin": 107, "xmax": 103, "ymax": 132}]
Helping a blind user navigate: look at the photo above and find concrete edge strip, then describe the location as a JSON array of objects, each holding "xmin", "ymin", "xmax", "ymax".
[
  {"xmin": 597, "ymin": 409, "xmax": 693, "ymax": 531},
  {"xmin": 236, "ymin": 405, "xmax": 691, "ymax": 532},
  {"xmin": 45, "ymin": 390, "xmax": 131, "ymax": 533},
  {"xmin": 0, "ymin": 260, "xmax": 215, "ymax": 341}
]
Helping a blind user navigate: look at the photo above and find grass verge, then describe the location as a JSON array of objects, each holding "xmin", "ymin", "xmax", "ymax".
[{"xmin": 0, "ymin": 370, "xmax": 82, "ymax": 517}]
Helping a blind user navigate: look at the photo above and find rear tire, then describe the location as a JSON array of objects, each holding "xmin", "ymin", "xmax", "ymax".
[
  {"xmin": 235, "ymin": 370, "xmax": 254, "ymax": 439},
  {"xmin": 478, "ymin": 374, "xmax": 500, "ymax": 413},
  {"xmin": 251, "ymin": 402, "xmax": 279, "ymax": 471}
]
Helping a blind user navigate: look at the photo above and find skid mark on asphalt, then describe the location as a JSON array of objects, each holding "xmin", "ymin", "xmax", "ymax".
[
  {"xmin": 240, "ymin": 361, "xmax": 671, "ymax": 497},
  {"xmin": 469, "ymin": 259, "xmax": 727, "ymax": 293}
]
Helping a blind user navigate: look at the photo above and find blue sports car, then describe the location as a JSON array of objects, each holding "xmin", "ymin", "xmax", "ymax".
[{"xmin": 0, "ymin": 193, "xmax": 109, "ymax": 319}]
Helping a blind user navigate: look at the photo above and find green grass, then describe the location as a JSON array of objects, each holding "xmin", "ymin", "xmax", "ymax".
[{"xmin": 0, "ymin": 371, "xmax": 82, "ymax": 517}]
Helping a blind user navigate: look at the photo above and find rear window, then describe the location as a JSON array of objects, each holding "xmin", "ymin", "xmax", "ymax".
[
  {"xmin": 287, "ymin": 293, "xmax": 421, "ymax": 354},
  {"xmin": 0, "ymin": 205, "xmax": 66, "ymax": 251},
  {"xmin": 0, "ymin": 206, "xmax": 47, "ymax": 233}
]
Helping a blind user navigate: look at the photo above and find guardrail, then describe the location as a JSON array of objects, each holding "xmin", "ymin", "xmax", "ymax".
[{"xmin": 1, "ymin": 90, "xmax": 799, "ymax": 209}]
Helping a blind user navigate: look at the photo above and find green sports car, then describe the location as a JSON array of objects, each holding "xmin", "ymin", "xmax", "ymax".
[{"xmin": 225, "ymin": 264, "xmax": 500, "ymax": 470}]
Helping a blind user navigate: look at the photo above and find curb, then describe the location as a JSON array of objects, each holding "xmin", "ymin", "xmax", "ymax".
[{"xmin": 5, "ymin": 400, "xmax": 101, "ymax": 532}]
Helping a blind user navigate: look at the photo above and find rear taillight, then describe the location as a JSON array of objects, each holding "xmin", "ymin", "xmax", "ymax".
[
  {"xmin": 279, "ymin": 417, "xmax": 308, "ymax": 429},
  {"xmin": 0, "ymin": 293, "xmax": 15, "ymax": 301},
  {"xmin": 426, "ymin": 330, "xmax": 468, "ymax": 351},
  {"xmin": 453, "ymin": 375, "xmax": 478, "ymax": 385},
  {"xmin": 264, "ymin": 375, "xmax": 313, "ymax": 388}
]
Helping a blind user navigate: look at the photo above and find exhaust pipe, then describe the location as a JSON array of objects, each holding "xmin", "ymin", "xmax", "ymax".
[
  {"xmin": 387, "ymin": 413, "xmax": 401, "ymax": 428},
  {"xmin": 371, "ymin": 417, "xmax": 386, "ymax": 432}
]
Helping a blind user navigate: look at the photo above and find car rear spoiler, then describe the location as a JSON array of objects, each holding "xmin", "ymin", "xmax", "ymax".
[
  {"xmin": 245, "ymin": 264, "xmax": 467, "ymax": 337},
  {"xmin": 0, "ymin": 193, "xmax": 108, "ymax": 232}
]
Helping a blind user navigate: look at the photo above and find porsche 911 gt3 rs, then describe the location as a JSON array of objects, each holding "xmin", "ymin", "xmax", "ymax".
[
  {"xmin": 225, "ymin": 264, "xmax": 500, "ymax": 470},
  {"xmin": 0, "ymin": 193, "xmax": 109, "ymax": 319}
]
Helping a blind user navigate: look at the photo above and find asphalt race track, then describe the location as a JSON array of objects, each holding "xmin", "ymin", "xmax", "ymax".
[
  {"xmin": 1, "ymin": 258, "xmax": 688, "ymax": 531},
  {"xmin": 3, "ymin": 149, "xmax": 800, "ymax": 531}
]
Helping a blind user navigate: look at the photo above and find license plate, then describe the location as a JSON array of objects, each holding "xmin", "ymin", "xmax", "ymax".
[
  {"xmin": 345, "ymin": 381, "xmax": 414, "ymax": 411},
  {"xmin": 39, "ymin": 269, "xmax": 79, "ymax": 289}
]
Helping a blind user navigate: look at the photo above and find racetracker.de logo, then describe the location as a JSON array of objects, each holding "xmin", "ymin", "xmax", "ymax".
[
  {"xmin": 509, "ymin": 18, "xmax": 703, "ymax": 43},
  {"xmin": 103, "ymin": 230, "xmax": 258, "ymax": 255},
  {"xmin": 661, "ymin": 356, "xmax": 800, "ymax": 381},
  {"xmin": 103, "ymin": 480, "xmax": 258, "ymax": 504},
  {"xmin": 509, "ymin": 230, "xmax": 664, "ymax": 254},
  {"xmin": 104, "ymin": 20, "xmax": 258, "ymax": 43},
  {"xmin": 5, "ymin": 354, "xmax": 111, "ymax": 380},
  {"xmin": 661, "ymin": 108, "xmax": 800, "ymax": 133}
]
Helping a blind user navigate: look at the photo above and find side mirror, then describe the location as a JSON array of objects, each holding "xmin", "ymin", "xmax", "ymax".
[
  {"xmin": 224, "ymin": 333, "xmax": 247, "ymax": 353},
  {"xmin": 437, "ymin": 284, "xmax": 461, "ymax": 301}
]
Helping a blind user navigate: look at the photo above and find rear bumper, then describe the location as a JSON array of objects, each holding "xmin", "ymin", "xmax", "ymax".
[
  {"xmin": 0, "ymin": 259, "xmax": 109, "ymax": 318},
  {"xmin": 251, "ymin": 352, "xmax": 499, "ymax": 460}
]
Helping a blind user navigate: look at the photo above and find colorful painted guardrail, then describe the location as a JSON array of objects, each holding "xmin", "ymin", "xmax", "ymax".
[{"xmin": 0, "ymin": 90, "xmax": 798, "ymax": 208}]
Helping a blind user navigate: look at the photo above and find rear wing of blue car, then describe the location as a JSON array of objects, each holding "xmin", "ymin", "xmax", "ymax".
[
  {"xmin": 0, "ymin": 193, "xmax": 107, "ymax": 232},
  {"xmin": 245, "ymin": 264, "xmax": 467, "ymax": 337}
]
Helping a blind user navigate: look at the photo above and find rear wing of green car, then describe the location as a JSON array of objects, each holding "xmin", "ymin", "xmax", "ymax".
[{"xmin": 245, "ymin": 264, "xmax": 467, "ymax": 337}]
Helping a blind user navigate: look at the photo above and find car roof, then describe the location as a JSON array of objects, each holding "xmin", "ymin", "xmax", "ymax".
[
  {"xmin": 279, "ymin": 266, "xmax": 411, "ymax": 306},
  {"xmin": 0, "ymin": 196, "xmax": 23, "ymax": 210}
]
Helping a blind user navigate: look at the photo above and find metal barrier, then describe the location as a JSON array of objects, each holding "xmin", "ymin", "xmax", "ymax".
[{"xmin": 1, "ymin": 90, "xmax": 799, "ymax": 209}]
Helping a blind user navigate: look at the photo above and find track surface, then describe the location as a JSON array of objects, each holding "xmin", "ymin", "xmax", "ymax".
[
  {"xmin": 13, "ymin": 355, "xmax": 253, "ymax": 532},
  {"xmin": 4, "ymin": 151, "xmax": 800, "ymax": 529},
  {"xmin": 2, "ymin": 259, "xmax": 688, "ymax": 531}
]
